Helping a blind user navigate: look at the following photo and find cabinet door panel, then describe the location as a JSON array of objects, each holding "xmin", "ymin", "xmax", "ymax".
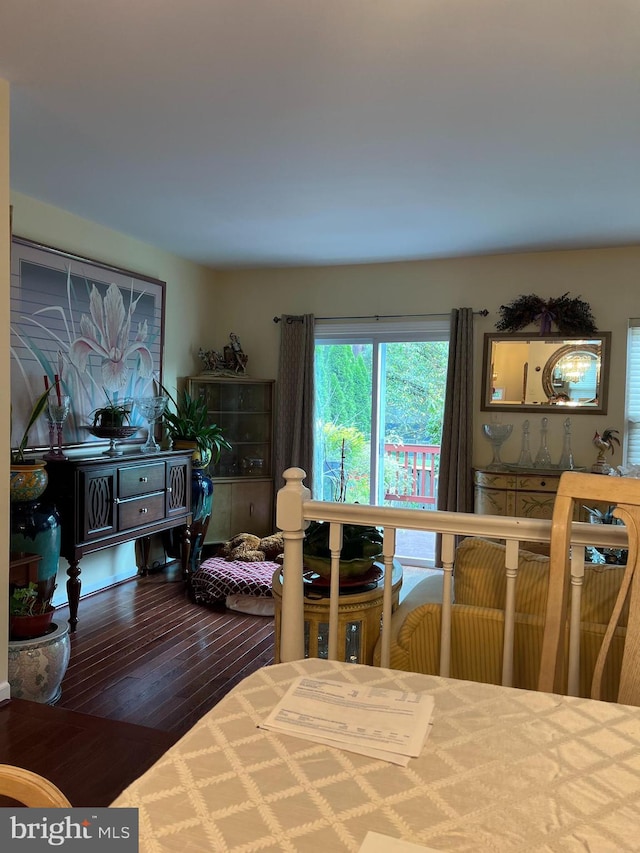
[
  {"xmin": 80, "ymin": 468, "xmax": 117, "ymax": 540},
  {"xmin": 514, "ymin": 492, "xmax": 556, "ymax": 519},
  {"xmin": 207, "ymin": 483, "xmax": 233, "ymax": 542},
  {"xmin": 230, "ymin": 481, "xmax": 273, "ymax": 538},
  {"xmin": 166, "ymin": 457, "xmax": 191, "ymax": 517}
]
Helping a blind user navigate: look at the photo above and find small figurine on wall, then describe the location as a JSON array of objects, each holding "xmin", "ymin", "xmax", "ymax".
[{"xmin": 224, "ymin": 333, "xmax": 248, "ymax": 374}]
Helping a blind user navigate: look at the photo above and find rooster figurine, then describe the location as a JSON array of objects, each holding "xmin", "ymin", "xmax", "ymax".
[{"xmin": 592, "ymin": 428, "xmax": 620, "ymax": 474}]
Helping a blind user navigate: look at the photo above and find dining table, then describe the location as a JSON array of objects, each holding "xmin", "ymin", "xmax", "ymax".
[{"xmin": 111, "ymin": 657, "xmax": 640, "ymax": 851}]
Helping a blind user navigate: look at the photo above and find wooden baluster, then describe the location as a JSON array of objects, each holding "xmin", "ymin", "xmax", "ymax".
[
  {"xmin": 379, "ymin": 527, "xmax": 397, "ymax": 669},
  {"xmin": 439, "ymin": 534, "xmax": 456, "ymax": 676},
  {"xmin": 327, "ymin": 522, "xmax": 343, "ymax": 660},
  {"xmin": 277, "ymin": 467, "xmax": 310, "ymax": 662},
  {"xmin": 502, "ymin": 539, "xmax": 519, "ymax": 686}
]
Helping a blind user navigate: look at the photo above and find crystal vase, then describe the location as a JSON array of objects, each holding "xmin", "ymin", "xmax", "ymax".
[{"xmin": 482, "ymin": 423, "xmax": 513, "ymax": 470}]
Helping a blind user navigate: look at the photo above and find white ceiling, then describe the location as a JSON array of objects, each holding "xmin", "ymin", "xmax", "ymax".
[{"xmin": 2, "ymin": 0, "xmax": 639, "ymax": 269}]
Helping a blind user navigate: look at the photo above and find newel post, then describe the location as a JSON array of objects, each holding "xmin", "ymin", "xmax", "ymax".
[{"xmin": 276, "ymin": 467, "xmax": 310, "ymax": 661}]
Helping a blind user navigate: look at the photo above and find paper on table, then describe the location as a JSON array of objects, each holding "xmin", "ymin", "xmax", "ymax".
[
  {"xmin": 358, "ymin": 831, "xmax": 440, "ymax": 852},
  {"xmin": 260, "ymin": 677, "xmax": 434, "ymax": 765}
]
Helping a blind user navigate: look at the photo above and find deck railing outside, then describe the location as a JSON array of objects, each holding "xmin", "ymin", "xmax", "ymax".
[
  {"xmin": 276, "ymin": 467, "xmax": 628, "ymax": 693},
  {"xmin": 384, "ymin": 443, "xmax": 440, "ymax": 507}
]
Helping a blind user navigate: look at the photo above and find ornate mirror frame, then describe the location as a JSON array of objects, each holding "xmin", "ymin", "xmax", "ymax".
[{"xmin": 481, "ymin": 332, "xmax": 611, "ymax": 414}]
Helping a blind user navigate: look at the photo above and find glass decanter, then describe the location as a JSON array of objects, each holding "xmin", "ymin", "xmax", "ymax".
[
  {"xmin": 517, "ymin": 419, "xmax": 533, "ymax": 468},
  {"xmin": 558, "ymin": 417, "xmax": 575, "ymax": 470},
  {"xmin": 534, "ymin": 416, "xmax": 553, "ymax": 468}
]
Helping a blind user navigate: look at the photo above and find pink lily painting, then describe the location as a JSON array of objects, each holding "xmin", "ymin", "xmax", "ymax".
[
  {"xmin": 10, "ymin": 238, "xmax": 165, "ymax": 451},
  {"xmin": 69, "ymin": 282, "xmax": 154, "ymax": 391}
]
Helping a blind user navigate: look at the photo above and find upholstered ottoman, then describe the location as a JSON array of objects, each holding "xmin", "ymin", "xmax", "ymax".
[{"xmin": 191, "ymin": 557, "xmax": 277, "ymax": 615}]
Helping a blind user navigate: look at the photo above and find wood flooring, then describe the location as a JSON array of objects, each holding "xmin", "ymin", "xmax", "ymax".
[
  {"xmin": 56, "ymin": 565, "xmax": 275, "ymax": 735},
  {"xmin": 0, "ymin": 565, "xmax": 275, "ymax": 806}
]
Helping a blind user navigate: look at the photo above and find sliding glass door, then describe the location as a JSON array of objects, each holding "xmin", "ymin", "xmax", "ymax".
[{"xmin": 313, "ymin": 321, "xmax": 449, "ymax": 566}]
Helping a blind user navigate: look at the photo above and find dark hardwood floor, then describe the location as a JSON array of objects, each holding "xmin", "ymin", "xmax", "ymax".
[{"xmin": 0, "ymin": 564, "xmax": 275, "ymax": 806}]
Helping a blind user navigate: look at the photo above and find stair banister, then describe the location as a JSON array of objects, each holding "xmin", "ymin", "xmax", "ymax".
[{"xmin": 276, "ymin": 469, "xmax": 629, "ymax": 678}]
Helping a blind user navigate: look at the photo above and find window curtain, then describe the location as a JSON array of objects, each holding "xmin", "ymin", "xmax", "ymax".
[
  {"xmin": 436, "ymin": 307, "xmax": 474, "ymax": 564},
  {"xmin": 273, "ymin": 314, "xmax": 315, "ymax": 492}
]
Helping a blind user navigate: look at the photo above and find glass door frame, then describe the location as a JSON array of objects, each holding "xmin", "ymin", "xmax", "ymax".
[{"xmin": 314, "ymin": 318, "xmax": 450, "ymax": 512}]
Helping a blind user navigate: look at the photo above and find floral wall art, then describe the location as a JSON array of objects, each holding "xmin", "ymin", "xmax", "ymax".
[{"xmin": 10, "ymin": 237, "xmax": 166, "ymax": 452}]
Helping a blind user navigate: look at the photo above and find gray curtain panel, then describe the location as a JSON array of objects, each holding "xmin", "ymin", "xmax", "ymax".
[
  {"xmin": 436, "ymin": 307, "xmax": 474, "ymax": 564},
  {"xmin": 273, "ymin": 314, "xmax": 315, "ymax": 492}
]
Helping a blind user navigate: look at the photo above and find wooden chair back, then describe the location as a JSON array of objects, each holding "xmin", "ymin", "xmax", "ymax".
[
  {"xmin": 0, "ymin": 764, "xmax": 71, "ymax": 807},
  {"xmin": 538, "ymin": 471, "xmax": 640, "ymax": 703}
]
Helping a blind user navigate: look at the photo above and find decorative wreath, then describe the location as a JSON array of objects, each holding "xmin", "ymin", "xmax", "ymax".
[{"xmin": 495, "ymin": 292, "xmax": 597, "ymax": 335}]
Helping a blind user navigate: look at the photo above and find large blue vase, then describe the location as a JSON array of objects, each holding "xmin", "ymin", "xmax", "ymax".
[
  {"xmin": 190, "ymin": 469, "xmax": 214, "ymax": 574},
  {"xmin": 10, "ymin": 498, "xmax": 62, "ymax": 600}
]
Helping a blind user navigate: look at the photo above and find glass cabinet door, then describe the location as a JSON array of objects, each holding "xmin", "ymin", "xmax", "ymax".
[{"xmin": 189, "ymin": 378, "xmax": 274, "ymax": 479}]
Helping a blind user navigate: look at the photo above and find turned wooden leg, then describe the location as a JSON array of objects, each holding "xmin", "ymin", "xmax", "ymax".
[
  {"xmin": 139, "ymin": 535, "xmax": 151, "ymax": 576},
  {"xmin": 181, "ymin": 524, "xmax": 192, "ymax": 584},
  {"xmin": 66, "ymin": 560, "xmax": 81, "ymax": 633}
]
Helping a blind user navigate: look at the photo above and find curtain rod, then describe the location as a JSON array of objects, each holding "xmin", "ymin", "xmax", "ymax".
[{"xmin": 273, "ymin": 309, "xmax": 489, "ymax": 323}]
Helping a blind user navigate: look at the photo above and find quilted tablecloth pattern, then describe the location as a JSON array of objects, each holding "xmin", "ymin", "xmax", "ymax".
[{"xmin": 112, "ymin": 658, "xmax": 640, "ymax": 851}]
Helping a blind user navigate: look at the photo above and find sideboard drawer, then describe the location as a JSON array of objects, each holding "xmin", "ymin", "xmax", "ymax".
[
  {"xmin": 118, "ymin": 492, "xmax": 165, "ymax": 531},
  {"xmin": 514, "ymin": 474, "xmax": 561, "ymax": 493},
  {"xmin": 119, "ymin": 462, "xmax": 166, "ymax": 498}
]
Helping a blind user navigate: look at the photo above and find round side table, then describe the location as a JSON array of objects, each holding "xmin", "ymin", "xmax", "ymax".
[{"xmin": 272, "ymin": 560, "xmax": 403, "ymax": 665}]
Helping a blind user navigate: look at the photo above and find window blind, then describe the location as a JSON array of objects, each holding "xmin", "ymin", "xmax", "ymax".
[{"xmin": 625, "ymin": 321, "xmax": 640, "ymax": 465}]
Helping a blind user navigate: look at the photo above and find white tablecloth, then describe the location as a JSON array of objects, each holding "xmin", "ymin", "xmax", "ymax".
[{"xmin": 112, "ymin": 658, "xmax": 640, "ymax": 851}]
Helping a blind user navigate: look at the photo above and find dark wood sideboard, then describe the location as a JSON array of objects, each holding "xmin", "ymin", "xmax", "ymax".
[{"xmin": 44, "ymin": 449, "xmax": 192, "ymax": 631}]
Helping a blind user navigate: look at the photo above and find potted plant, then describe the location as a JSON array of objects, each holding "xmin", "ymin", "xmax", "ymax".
[
  {"xmin": 10, "ymin": 386, "xmax": 63, "ymax": 628},
  {"xmin": 8, "ymin": 581, "xmax": 71, "ymax": 704},
  {"xmin": 90, "ymin": 391, "xmax": 134, "ymax": 429},
  {"xmin": 11, "ymin": 386, "xmax": 51, "ymax": 465},
  {"xmin": 303, "ymin": 520, "xmax": 384, "ymax": 581},
  {"xmin": 161, "ymin": 385, "xmax": 232, "ymax": 573},
  {"xmin": 8, "ymin": 391, "xmax": 69, "ymax": 705},
  {"xmin": 10, "ymin": 386, "xmax": 53, "ymax": 504},
  {"xmin": 302, "ymin": 439, "xmax": 383, "ymax": 581},
  {"xmin": 162, "ymin": 386, "xmax": 231, "ymax": 469},
  {"xmin": 9, "ymin": 581, "xmax": 56, "ymax": 640}
]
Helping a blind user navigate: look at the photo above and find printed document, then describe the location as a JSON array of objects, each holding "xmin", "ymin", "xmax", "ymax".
[
  {"xmin": 358, "ymin": 831, "xmax": 440, "ymax": 852},
  {"xmin": 260, "ymin": 677, "xmax": 434, "ymax": 765}
]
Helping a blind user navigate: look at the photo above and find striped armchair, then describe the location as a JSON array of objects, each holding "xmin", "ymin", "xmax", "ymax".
[{"xmin": 374, "ymin": 537, "xmax": 626, "ymax": 701}]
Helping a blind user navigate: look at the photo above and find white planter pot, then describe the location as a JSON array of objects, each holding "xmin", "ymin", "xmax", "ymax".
[{"xmin": 8, "ymin": 621, "xmax": 71, "ymax": 704}]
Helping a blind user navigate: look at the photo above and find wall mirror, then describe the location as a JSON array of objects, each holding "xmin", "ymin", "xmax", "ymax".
[{"xmin": 481, "ymin": 332, "xmax": 611, "ymax": 414}]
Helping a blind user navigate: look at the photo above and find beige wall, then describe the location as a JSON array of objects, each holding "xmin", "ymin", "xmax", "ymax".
[
  {"xmin": 215, "ymin": 247, "xmax": 640, "ymax": 471},
  {"xmin": 0, "ymin": 82, "xmax": 9, "ymax": 696}
]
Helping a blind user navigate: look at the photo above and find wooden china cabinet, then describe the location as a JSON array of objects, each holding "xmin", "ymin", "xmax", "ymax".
[{"xmin": 187, "ymin": 375, "xmax": 275, "ymax": 544}]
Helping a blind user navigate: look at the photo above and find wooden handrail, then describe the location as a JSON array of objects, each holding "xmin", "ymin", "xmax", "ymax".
[{"xmin": 276, "ymin": 467, "xmax": 628, "ymax": 684}]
